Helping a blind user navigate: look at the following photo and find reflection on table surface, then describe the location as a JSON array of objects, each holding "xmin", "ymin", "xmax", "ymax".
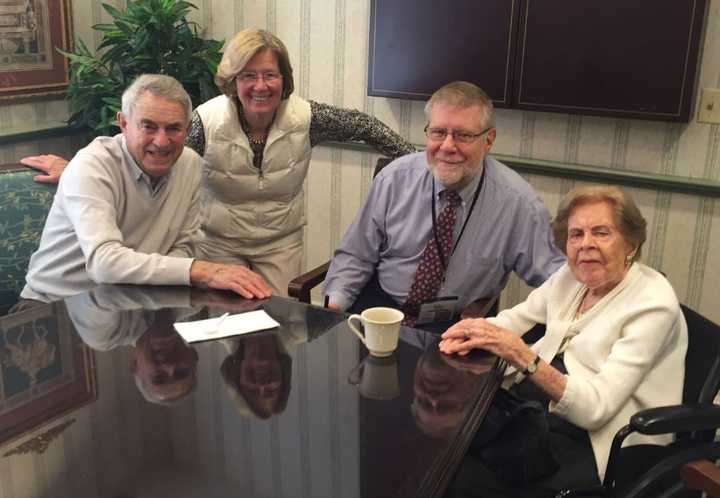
[{"xmin": 0, "ymin": 285, "xmax": 502, "ymax": 498}]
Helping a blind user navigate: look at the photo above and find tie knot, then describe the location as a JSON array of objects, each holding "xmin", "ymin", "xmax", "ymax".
[{"xmin": 440, "ymin": 189, "xmax": 462, "ymax": 207}]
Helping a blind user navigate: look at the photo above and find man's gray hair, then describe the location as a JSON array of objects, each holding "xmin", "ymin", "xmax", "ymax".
[
  {"xmin": 121, "ymin": 74, "xmax": 192, "ymax": 124},
  {"xmin": 424, "ymin": 81, "xmax": 496, "ymax": 130}
]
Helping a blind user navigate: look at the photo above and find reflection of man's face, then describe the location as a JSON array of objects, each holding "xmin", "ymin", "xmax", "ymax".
[
  {"xmin": 130, "ymin": 317, "xmax": 198, "ymax": 402},
  {"xmin": 413, "ymin": 353, "xmax": 476, "ymax": 437},
  {"xmin": 236, "ymin": 336, "xmax": 283, "ymax": 417}
]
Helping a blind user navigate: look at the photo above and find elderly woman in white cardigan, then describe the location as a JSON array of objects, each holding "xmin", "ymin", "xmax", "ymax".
[{"xmin": 440, "ymin": 185, "xmax": 687, "ymax": 496}]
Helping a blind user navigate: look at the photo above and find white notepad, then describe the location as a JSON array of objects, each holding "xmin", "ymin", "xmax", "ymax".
[{"xmin": 173, "ymin": 310, "xmax": 280, "ymax": 343}]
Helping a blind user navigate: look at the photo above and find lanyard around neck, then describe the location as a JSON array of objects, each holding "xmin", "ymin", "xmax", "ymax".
[{"xmin": 430, "ymin": 166, "xmax": 485, "ymax": 271}]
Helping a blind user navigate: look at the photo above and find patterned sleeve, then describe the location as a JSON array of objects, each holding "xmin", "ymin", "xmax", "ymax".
[
  {"xmin": 308, "ymin": 100, "xmax": 416, "ymax": 158},
  {"xmin": 185, "ymin": 110, "xmax": 206, "ymax": 156}
]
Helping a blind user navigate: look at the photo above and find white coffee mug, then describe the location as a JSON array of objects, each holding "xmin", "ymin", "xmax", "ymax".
[{"xmin": 347, "ymin": 307, "xmax": 403, "ymax": 357}]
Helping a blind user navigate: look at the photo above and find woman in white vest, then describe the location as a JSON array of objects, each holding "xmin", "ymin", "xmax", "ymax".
[{"xmin": 186, "ymin": 29, "xmax": 415, "ymax": 295}]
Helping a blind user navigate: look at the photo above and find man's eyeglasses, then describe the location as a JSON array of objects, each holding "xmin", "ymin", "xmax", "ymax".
[
  {"xmin": 236, "ymin": 71, "xmax": 282, "ymax": 84},
  {"xmin": 424, "ymin": 125, "xmax": 493, "ymax": 144}
]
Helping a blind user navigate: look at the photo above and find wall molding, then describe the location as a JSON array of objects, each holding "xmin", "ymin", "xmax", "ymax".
[
  {"xmin": 4, "ymin": 127, "xmax": 719, "ymax": 197},
  {"xmin": 324, "ymin": 141, "xmax": 720, "ymax": 198},
  {"xmin": 0, "ymin": 125, "xmax": 89, "ymax": 146}
]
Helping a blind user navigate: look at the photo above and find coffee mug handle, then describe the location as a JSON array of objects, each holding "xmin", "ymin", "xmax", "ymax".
[{"xmin": 347, "ymin": 314, "xmax": 366, "ymax": 345}]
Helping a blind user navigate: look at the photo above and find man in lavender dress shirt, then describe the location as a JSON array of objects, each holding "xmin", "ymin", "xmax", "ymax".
[{"xmin": 324, "ymin": 82, "xmax": 564, "ymax": 321}]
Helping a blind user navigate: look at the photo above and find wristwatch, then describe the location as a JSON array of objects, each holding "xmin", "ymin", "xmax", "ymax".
[{"xmin": 522, "ymin": 354, "xmax": 541, "ymax": 376}]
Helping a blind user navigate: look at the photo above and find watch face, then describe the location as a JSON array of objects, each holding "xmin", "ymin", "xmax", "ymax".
[{"xmin": 525, "ymin": 356, "xmax": 539, "ymax": 375}]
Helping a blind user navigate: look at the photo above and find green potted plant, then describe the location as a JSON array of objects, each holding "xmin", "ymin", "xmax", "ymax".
[{"xmin": 60, "ymin": 0, "xmax": 223, "ymax": 136}]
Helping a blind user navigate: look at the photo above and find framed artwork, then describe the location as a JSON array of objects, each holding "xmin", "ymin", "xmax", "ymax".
[
  {"xmin": 0, "ymin": 0, "xmax": 73, "ymax": 101},
  {"xmin": 0, "ymin": 302, "xmax": 96, "ymax": 451}
]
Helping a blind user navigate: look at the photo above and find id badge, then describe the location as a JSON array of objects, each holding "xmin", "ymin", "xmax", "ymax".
[{"xmin": 416, "ymin": 296, "xmax": 459, "ymax": 325}]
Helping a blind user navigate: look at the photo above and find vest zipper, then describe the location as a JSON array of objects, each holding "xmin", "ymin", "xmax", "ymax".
[{"xmin": 258, "ymin": 164, "xmax": 265, "ymax": 189}]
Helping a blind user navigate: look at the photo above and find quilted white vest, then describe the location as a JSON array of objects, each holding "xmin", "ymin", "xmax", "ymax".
[{"xmin": 196, "ymin": 94, "xmax": 312, "ymax": 243}]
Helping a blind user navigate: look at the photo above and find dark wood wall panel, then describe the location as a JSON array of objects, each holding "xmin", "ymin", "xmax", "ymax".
[
  {"xmin": 515, "ymin": 0, "xmax": 707, "ymax": 121},
  {"xmin": 367, "ymin": 0, "xmax": 708, "ymax": 122},
  {"xmin": 368, "ymin": 0, "xmax": 518, "ymax": 105}
]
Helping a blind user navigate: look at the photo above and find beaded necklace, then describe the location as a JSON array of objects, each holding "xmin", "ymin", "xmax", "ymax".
[
  {"xmin": 247, "ymin": 134, "xmax": 266, "ymax": 147},
  {"xmin": 237, "ymin": 101, "xmax": 274, "ymax": 169}
]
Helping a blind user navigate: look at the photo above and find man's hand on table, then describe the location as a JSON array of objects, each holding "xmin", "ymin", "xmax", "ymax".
[
  {"xmin": 21, "ymin": 154, "xmax": 69, "ymax": 184},
  {"xmin": 190, "ymin": 261, "xmax": 272, "ymax": 299}
]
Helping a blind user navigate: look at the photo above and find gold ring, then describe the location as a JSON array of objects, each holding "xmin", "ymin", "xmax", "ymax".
[{"xmin": 464, "ymin": 328, "xmax": 471, "ymax": 338}]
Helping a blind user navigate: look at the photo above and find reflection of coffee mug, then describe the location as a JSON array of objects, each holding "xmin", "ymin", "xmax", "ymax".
[
  {"xmin": 348, "ymin": 355, "xmax": 400, "ymax": 400},
  {"xmin": 347, "ymin": 307, "xmax": 403, "ymax": 357}
]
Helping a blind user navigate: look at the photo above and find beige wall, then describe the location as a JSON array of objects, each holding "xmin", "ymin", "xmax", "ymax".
[{"xmin": 2, "ymin": 0, "xmax": 720, "ymax": 320}]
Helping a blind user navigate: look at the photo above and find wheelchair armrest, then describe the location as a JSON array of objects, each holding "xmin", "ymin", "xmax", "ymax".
[
  {"xmin": 630, "ymin": 403, "xmax": 720, "ymax": 435},
  {"xmin": 288, "ymin": 261, "xmax": 331, "ymax": 303},
  {"xmin": 603, "ymin": 404, "xmax": 720, "ymax": 489}
]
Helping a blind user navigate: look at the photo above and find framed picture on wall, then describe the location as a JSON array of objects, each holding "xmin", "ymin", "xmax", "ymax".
[
  {"xmin": 0, "ymin": 302, "xmax": 96, "ymax": 452},
  {"xmin": 0, "ymin": 0, "xmax": 73, "ymax": 101}
]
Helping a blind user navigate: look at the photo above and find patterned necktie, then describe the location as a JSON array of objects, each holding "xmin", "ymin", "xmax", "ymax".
[{"xmin": 403, "ymin": 189, "xmax": 462, "ymax": 325}]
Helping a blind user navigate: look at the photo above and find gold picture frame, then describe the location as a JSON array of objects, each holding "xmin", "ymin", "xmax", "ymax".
[
  {"xmin": 0, "ymin": 301, "xmax": 96, "ymax": 450},
  {"xmin": 0, "ymin": 0, "xmax": 73, "ymax": 101}
]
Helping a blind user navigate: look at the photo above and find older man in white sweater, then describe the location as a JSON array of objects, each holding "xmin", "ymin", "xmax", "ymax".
[{"xmin": 21, "ymin": 74, "xmax": 270, "ymax": 304}]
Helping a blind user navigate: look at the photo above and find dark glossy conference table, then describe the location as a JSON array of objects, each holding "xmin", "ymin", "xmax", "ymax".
[{"xmin": 0, "ymin": 285, "xmax": 503, "ymax": 498}]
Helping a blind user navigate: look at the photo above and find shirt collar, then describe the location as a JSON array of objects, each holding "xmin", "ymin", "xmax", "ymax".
[{"xmin": 121, "ymin": 136, "xmax": 171, "ymax": 195}]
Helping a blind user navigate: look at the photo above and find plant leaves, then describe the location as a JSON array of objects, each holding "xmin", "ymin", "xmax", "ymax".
[
  {"xmin": 60, "ymin": 0, "xmax": 221, "ymax": 137},
  {"xmin": 101, "ymin": 3, "xmax": 123, "ymax": 20}
]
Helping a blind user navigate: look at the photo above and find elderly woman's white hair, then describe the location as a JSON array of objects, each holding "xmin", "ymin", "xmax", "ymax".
[{"xmin": 551, "ymin": 185, "xmax": 647, "ymax": 263}]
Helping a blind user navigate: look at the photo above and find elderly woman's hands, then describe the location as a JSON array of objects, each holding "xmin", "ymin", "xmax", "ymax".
[
  {"xmin": 441, "ymin": 318, "xmax": 567, "ymax": 402},
  {"xmin": 439, "ymin": 318, "xmax": 534, "ymax": 372}
]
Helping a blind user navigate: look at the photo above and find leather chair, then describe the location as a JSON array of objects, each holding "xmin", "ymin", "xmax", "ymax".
[
  {"xmin": 0, "ymin": 164, "xmax": 56, "ymax": 314},
  {"xmin": 557, "ymin": 304, "xmax": 720, "ymax": 498},
  {"xmin": 287, "ymin": 156, "xmax": 498, "ymax": 318}
]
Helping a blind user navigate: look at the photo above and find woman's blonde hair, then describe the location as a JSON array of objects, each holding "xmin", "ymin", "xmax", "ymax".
[
  {"xmin": 214, "ymin": 28, "xmax": 294, "ymax": 99},
  {"xmin": 552, "ymin": 185, "xmax": 647, "ymax": 262}
]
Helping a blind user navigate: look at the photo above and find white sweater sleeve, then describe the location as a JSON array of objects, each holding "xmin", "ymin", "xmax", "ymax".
[{"xmin": 550, "ymin": 297, "xmax": 682, "ymax": 430}]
